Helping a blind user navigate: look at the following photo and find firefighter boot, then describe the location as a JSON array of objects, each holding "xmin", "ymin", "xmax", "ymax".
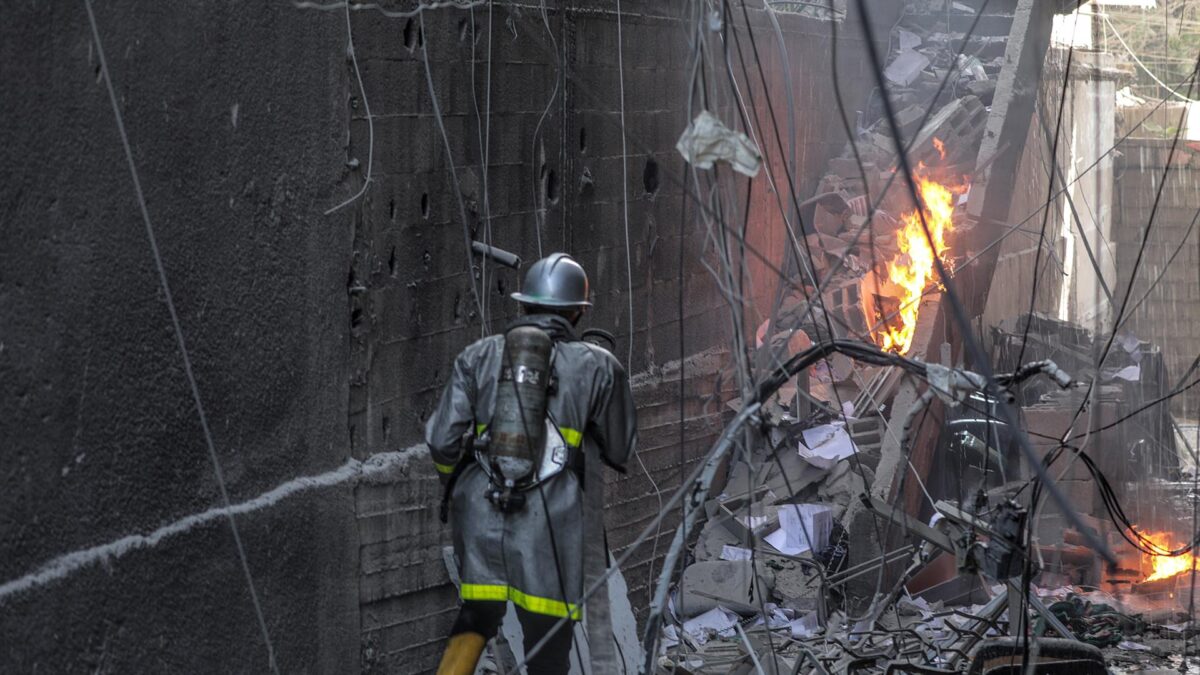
[{"xmin": 435, "ymin": 632, "xmax": 486, "ymax": 675}]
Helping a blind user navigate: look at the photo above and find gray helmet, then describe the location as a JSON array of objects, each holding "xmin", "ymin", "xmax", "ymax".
[{"xmin": 511, "ymin": 252, "xmax": 592, "ymax": 308}]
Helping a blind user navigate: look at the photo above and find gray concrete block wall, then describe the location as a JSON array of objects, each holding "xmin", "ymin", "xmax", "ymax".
[
  {"xmin": 0, "ymin": 1, "xmax": 359, "ymax": 672},
  {"xmin": 1113, "ymin": 138, "xmax": 1200, "ymax": 412}
]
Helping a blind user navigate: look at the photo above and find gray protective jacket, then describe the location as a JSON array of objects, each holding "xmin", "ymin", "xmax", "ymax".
[{"xmin": 425, "ymin": 314, "xmax": 637, "ymax": 619}]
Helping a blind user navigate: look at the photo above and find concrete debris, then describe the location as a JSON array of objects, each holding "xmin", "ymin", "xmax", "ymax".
[{"xmin": 676, "ymin": 560, "xmax": 776, "ymax": 618}]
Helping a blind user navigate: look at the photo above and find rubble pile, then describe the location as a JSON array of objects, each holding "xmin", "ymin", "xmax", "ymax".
[{"xmin": 649, "ymin": 1, "xmax": 1200, "ymax": 671}]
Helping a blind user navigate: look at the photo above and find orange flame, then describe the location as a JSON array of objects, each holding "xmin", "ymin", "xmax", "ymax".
[
  {"xmin": 1138, "ymin": 530, "xmax": 1199, "ymax": 582},
  {"xmin": 932, "ymin": 137, "xmax": 946, "ymax": 161},
  {"xmin": 875, "ymin": 170, "xmax": 959, "ymax": 354}
]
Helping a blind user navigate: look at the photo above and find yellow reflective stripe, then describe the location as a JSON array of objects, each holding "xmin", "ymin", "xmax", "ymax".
[
  {"xmin": 557, "ymin": 426, "xmax": 582, "ymax": 448},
  {"xmin": 475, "ymin": 423, "xmax": 487, "ymax": 435},
  {"xmin": 460, "ymin": 583, "xmax": 581, "ymax": 620},
  {"xmin": 433, "ymin": 461, "xmax": 456, "ymax": 475}
]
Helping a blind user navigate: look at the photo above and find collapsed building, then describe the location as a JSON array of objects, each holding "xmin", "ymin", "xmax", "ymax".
[{"xmin": 5, "ymin": 0, "xmax": 1200, "ymax": 673}]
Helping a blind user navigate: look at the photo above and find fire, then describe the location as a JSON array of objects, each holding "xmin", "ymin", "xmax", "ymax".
[
  {"xmin": 1138, "ymin": 530, "xmax": 1199, "ymax": 582},
  {"xmin": 874, "ymin": 170, "xmax": 960, "ymax": 354}
]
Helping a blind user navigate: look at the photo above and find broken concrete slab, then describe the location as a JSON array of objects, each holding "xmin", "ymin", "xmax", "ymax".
[{"xmin": 677, "ymin": 560, "xmax": 776, "ymax": 618}]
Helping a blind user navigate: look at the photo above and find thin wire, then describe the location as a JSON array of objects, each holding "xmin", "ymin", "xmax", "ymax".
[
  {"xmin": 1059, "ymin": 59, "xmax": 1200, "ymax": 452},
  {"xmin": 324, "ymin": 1, "xmax": 374, "ymax": 215},
  {"xmin": 851, "ymin": 0, "xmax": 1116, "ymax": 569},
  {"xmin": 82, "ymin": 1, "xmax": 278, "ymax": 671},
  {"xmin": 469, "ymin": 2, "xmax": 496, "ymax": 333},
  {"xmin": 616, "ymin": 0, "xmax": 635, "ymax": 369},
  {"xmin": 1105, "ymin": 14, "xmax": 1200, "ymax": 103},
  {"xmin": 293, "ymin": 0, "xmax": 488, "ymax": 19},
  {"xmin": 531, "ymin": 0, "xmax": 562, "ymax": 257},
  {"xmin": 420, "ymin": 11, "xmax": 487, "ymax": 329},
  {"xmin": 1113, "ymin": 205, "xmax": 1200, "ymax": 334},
  {"xmin": 612, "ymin": 0, "xmax": 665, "ymax": 609},
  {"xmin": 1016, "ymin": 18, "xmax": 1080, "ymax": 368}
]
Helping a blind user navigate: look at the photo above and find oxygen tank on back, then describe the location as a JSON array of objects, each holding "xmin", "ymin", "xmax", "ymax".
[{"xmin": 490, "ymin": 326, "xmax": 552, "ymax": 482}]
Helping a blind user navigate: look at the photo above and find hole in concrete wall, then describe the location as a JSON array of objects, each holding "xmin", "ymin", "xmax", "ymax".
[
  {"xmin": 497, "ymin": 276, "xmax": 507, "ymax": 296},
  {"xmin": 544, "ymin": 169, "xmax": 559, "ymax": 204},
  {"xmin": 453, "ymin": 292, "xmax": 463, "ymax": 320},
  {"xmin": 458, "ymin": 18, "xmax": 470, "ymax": 41},
  {"xmin": 388, "ymin": 246, "xmax": 397, "ymax": 276},
  {"xmin": 382, "ymin": 416, "xmax": 390, "ymax": 442},
  {"xmin": 403, "ymin": 18, "xmax": 416, "ymax": 50},
  {"xmin": 389, "ymin": 198, "xmax": 396, "ymax": 221},
  {"xmin": 404, "ymin": 19, "xmax": 425, "ymax": 50},
  {"xmin": 643, "ymin": 157, "xmax": 659, "ymax": 194},
  {"xmin": 351, "ymin": 307, "xmax": 364, "ymax": 328},
  {"xmin": 579, "ymin": 127, "xmax": 587, "ymax": 154},
  {"xmin": 93, "ymin": 63, "xmax": 102, "ymax": 83},
  {"xmin": 421, "ymin": 192, "xmax": 430, "ymax": 219},
  {"xmin": 423, "ymin": 250, "xmax": 432, "ymax": 270}
]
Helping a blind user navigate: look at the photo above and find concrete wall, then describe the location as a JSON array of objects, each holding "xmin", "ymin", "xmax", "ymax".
[
  {"xmin": 0, "ymin": 2, "xmax": 359, "ymax": 672},
  {"xmin": 1112, "ymin": 138, "xmax": 1200, "ymax": 412}
]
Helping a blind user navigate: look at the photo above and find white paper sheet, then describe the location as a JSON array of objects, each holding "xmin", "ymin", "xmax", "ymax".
[
  {"xmin": 765, "ymin": 527, "xmax": 808, "ymax": 556},
  {"xmin": 681, "ymin": 606, "xmax": 739, "ymax": 646},
  {"xmin": 779, "ymin": 504, "xmax": 833, "ymax": 553},
  {"xmin": 720, "ymin": 545, "xmax": 753, "ymax": 562},
  {"xmin": 790, "ymin": 612, "xmax": 820, "ymax": 638},
  {"xmin": 1105, "ymin": 364, "xmax": 1141, "ymax": 382},
  {"xmin": 799, "ymin": 424, "xmax": 859, "ymax": 469}
]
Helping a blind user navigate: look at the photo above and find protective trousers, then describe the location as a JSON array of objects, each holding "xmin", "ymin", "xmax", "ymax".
[{"xmin": 450, "ymin": 600, "xmax": 575, "ymax": 675}]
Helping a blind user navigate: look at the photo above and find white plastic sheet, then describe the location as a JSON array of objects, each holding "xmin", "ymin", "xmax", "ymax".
[{"xmin": 675, "ymin": 111, "xmax": 762, "ymax": 177}]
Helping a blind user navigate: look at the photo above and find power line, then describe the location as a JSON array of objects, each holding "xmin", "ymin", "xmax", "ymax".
[{"xmin": 81, "ymin": 1, "xmax": 279, "ymax": 671}]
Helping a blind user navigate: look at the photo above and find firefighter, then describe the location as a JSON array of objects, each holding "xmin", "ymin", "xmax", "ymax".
[{"xmin": 427, "ymin": 252, "xmax": 637, "ymax": 675}]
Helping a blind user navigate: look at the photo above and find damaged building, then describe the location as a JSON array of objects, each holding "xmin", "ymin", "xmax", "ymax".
[{"xmin": 3, "ymin": 0, "xmax": 1200, "ymax": 673}]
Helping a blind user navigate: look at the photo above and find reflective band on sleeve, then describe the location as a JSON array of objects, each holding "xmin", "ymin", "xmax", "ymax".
[
  {"xmin": 433, "ymin": 461, "xmax": 456, "ymax": 475},
  {"xmin": 475, "ymin": 423, "xmax": 487, "ymax": 435},
  {"xmin": 557, "ymin": 427, "xmax": 583, "ymax": 448},
  {"xmin": 460, "ymin": 583, "xmax": 581, "ymax": 620}
]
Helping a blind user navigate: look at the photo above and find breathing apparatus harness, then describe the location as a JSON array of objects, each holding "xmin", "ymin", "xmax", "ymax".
[{"xmin": 440, "ymin": 315, "xmax": 588, "ymax": 520}]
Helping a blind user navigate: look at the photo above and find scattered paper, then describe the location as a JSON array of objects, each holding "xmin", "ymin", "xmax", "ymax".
[
  {"xmin": 738, "ymin": 514, "xmax": 772, "ymax": 531},
  {"xmin": 1118, "ymin": 333, "xmax": 1140, "ymax": 353},
  {"xmin": 779, "ymin": 504, "xmax": 833, "ymax": 553},
  {"xmin": 676, "ymin": 111, "xmax": 762, "ymax": 177},
  {"xmin": 720, "ymin": 545, "xmax": 753, "ymax": 562},
  {"xmin": 681, "ymin": 606, "xmax": 739, "ymax": 646},
  {"xmin": 799, "ymin": 424, "xmax": 859, "ymax": 469},
  {"xmin": 790, "ymin": 612, "xmax": 819, "ymax": 638},
  {"xmin": 1105, "ymin": 364, "xmax": 1141, "ymax": 382},
  {"xmin": 752, "ymin": 605, "xmax": 793, "ymax": 630},
  {"xmin": 765, "ymin": 527, "xmax": 807, "ymax": 556},
  {"xmin": 1118, "ymin": 640, "xmax": 1152, "ymax": 652},
  {"xmin": 660, "ymin": 624, "xmax": 679, "ymax": 650}
]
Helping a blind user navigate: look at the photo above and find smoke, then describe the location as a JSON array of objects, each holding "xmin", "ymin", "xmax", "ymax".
[{"xmin": 0, "ymin": 445, "xmax": 428, "ymax": 603}]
